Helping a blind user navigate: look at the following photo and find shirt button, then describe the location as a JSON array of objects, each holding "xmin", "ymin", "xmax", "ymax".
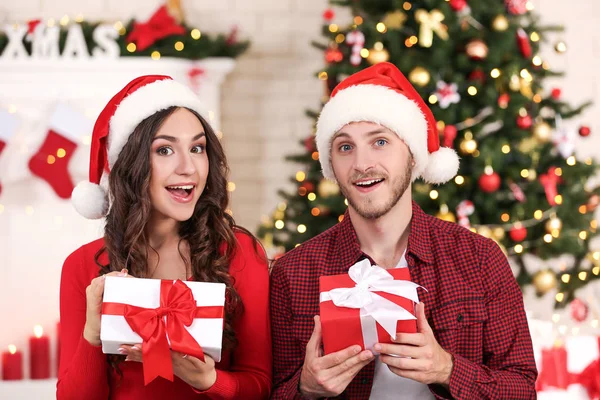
[
  {"xmin": 361, "ymin": 378, "xmax": 369, "ymax": 384},
  {"xmin": 457, "ymin": 313, "xmax": 464, "ymax": 322}
]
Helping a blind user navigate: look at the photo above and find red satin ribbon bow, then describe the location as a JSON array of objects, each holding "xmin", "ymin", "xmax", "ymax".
[
  {"xmin": 539, "ymin": 167, "xmax": 562, "ymax": 206},
  {"xmin": 126, "ymin": 5, "xmax": 186, "ymax": 51},
  {"xmin": 102, "ymin": 279, "xmax": 223, "ymax": 385}
]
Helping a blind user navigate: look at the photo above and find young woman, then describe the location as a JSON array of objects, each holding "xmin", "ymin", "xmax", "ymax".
[{"xmin": 57, "ymin": 76, "xmax": 271, "ymax": 399}]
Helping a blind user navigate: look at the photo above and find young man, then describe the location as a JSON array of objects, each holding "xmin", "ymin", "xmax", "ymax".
[{"xmin": 270, "ymin": 63, "xmax": 537, "ymax": 399}]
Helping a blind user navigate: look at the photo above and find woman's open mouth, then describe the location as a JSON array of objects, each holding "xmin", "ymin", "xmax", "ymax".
[{"xmin": 166, "ymin": 184, "xmax": 196, "ymax": 203}]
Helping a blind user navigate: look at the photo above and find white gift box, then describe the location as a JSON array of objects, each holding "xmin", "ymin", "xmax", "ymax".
[{"xmin": 101, "ymin": 276, "xmax": 225, "ymax": 362}]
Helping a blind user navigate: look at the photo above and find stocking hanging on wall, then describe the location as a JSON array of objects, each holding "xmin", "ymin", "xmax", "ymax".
[{"xmin": 28, "ymin": 104, "xmax": 92, "ymax": 199}]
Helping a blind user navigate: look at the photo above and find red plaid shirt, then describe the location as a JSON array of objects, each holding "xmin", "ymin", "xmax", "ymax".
[{"xmin": 270, "ymin": 201, "xmax": 537, "ymax": 399}]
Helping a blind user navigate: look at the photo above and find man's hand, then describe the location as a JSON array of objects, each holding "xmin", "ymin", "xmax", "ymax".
[
  {"xmin": 374, "ymin": 302, "xmax": 453, "ymax": 387},
  {"xmin": 299, "ymin": 315, "xmax": 375, "ymax": 399}
]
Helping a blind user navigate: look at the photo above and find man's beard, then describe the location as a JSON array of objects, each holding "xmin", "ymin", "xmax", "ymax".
[{"xmin": 339, "ymin": 159, "xmax": 412, "ymax": 220}]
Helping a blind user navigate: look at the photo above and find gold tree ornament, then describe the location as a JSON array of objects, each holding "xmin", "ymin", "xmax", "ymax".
[
  {"xmin": 415, "ymin": 9, "xmax": 449, "ymax": 48},
  {"xmin": 167, "ymin": 0, "xmax": 184, "ymax": 23},
  {"xmin": 318, "ymin": 180, "xmax": 340, "ymax": 198},
  {"xmin": 518, "ymin": 137, "xmax": 538, "ymax": 153},
  {"xmin": 436, "ymin": 204, "xmax": 456, "ymax": 223},
  {"xmin": 546, "ymin": 216, "xmax": 563, "ymax": 233},
  {"xmin": 459, "ymin": 138, "xmax": 478, "ymax": 155},
  {"xmin": 408, "ymin": 66, "xmax": 431, "ymax": 87},
  {"xmin": 382, "ymin": 10, "xmax": 407, "ymax": 29},
  {"xmin": 492, "ymin": 227, "xmax": 506, "ymax": 240},
  {"xmin": 533, "ymin": 121, "xmax": 552, "ymax": 143},
  {"xmin": 477, "ymin": 225, "xmax": 493, "ymax": 238},
  {"xmin": 492, "ymin": 15, "xmax": 509, "ymax": 31},
  {"xmin": 533, "ymin": 270, "xmax": 558, "ymax": 295},
  {"xmin": 367, "ymin": 47, "xmax": 390, "ymax": 65}
]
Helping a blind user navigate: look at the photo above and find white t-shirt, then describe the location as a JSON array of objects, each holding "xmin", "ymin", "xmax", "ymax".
[{"xmin": 369, "ymin": 254, "xmax": 435, "ymax": 399}]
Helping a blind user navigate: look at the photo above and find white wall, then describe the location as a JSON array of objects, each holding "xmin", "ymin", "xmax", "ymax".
[{"xmin": 0, "ymin": 0, "xmax": 599, "ymax": 377}]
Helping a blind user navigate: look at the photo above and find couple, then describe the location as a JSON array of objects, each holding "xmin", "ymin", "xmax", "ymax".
[{"xmin": 57, "ymin": 64, "xmax": 537, "ymax": 399}]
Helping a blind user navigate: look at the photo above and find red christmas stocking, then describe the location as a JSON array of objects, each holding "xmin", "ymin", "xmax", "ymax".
[
  {"xmin": 28, "ymin": 104, "xmax": 91, "ymax": 199},
  {"xmin": 0, "ymin": 110, "xmax": 19, "ymax": 197}
]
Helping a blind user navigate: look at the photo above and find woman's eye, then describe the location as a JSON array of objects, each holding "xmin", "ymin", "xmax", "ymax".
[
  {"xmin": 340, "ymin": 144, "xmax": 352, "ymax": 152},
  {"xmin": 157, "ymin": 147, "xmax": 173, "ymax": 156},
  {"xmin": 375, "ymin": 139, "xmax": 387, "ymax": 147},
  {"xmin": 191, "ymin": 145, "xmax": 205, "ymax": 154}
]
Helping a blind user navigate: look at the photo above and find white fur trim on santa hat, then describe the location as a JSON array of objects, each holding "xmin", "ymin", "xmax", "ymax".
[
  {"xmin": 422, "ymin": 146, "xmax": 460, "ymax": 184},
  {"xmin": 316, "ymin": 84, "xmax": 429, "ymax": 181},
  {"xmin": 71, "ymin": 181, "xmax": 109, "ymax": 220},
  {"xmin": 108, "ymin": 79, "xmax": 207, "ymax": 167}
]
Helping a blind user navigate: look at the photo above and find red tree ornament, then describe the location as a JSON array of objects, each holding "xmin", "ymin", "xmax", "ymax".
[
  {"xmin": 570, "ymin": 298, "xmax": 589, "ymax": 323},
  {"xmin": 479, "ymin": 171, "xmax": 501, "ymax": 193},
  {"xmin": 517, "ymin": 114, "xmax": 533, "ymax": 129},
  {"xmin": 302, "ymin": 181, "xmax": 315, "ymax": 193},
  {"xmin": 304, "ymin": 136, "xmax": 316, "ymax": 152},
  {"xmin": 551, "ymin": 88, "xmax": 562, "ymax": 100},
  {"xmin": 449, "ymin": 0, "xmax": 468, "ymax": 12},
  {"xmin": 325, "ymin": 46, "xmax": 343, "ymax": 63},
  {"xmin": 323, "ymin": 9, "xmax": 335, "ymax": 21},
  {"xmin": 442, "ymin": 125, "xmax": 458, "ymax": 148},
  {"xmin": 505, "ymin": 0, "xmax": 528, "ymax": 15},
  {"xmin": 509, "ymin": 224, "xmax": 527, "ymax": 242},
  {"xmin": 498, "ymin": 93, "xmax": 510, "ymax": 108},
  {"xmin": 517, "ymin": 28, "xmax": 532, "ymax": 59},
  {"xmin": 579, "ymin": 126, "xmax": 591, "ymax": 137},
  {"xmin": 468, "ymin": 69, "xmax": 486, "ymax": 84},
  {"xmin": 540, "ymin": 167, "xmax": 562, "ymax": 206}
]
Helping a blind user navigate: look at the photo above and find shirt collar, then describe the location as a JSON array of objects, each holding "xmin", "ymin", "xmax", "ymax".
[{"xmin": 334, "ymin": 201, "xmax": 434, "ymax": 269}]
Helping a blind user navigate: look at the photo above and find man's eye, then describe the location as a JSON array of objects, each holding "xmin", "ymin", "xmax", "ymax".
[{"xmin": 375, "ymin": 139, "xmax": 387, "ymax": 146}]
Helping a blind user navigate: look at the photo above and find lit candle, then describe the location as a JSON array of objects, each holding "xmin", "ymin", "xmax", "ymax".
[
  {"xmin": 29, "ymin": 325, "xmax": 50, "ymax": 379},
  {"xmin": 2, "ymin": 344, "xmax": 23, "ymax": 380}
]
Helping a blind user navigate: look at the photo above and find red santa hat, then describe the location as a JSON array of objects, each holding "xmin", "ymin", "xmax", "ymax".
[
  {"xmin": 71, "ymin": 75, "xmax": 207, "ymax": 219},
  {"xmin": 315, "ymin": 62, "xmax": 459, "ymax": 184}
]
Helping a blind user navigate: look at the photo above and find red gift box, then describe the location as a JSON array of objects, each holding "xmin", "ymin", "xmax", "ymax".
[{"xmin": 319, "ymin": 259, "xmax": 421, "ymax": 355}]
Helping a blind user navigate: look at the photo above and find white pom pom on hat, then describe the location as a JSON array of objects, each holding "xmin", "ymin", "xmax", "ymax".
[
  {"xmin": 315, "ymin": 62, "xmax": 459, "ymax": 184},
  {"xmin": 71, "ymin": 75, "xmax": 207, "ymax": 219}
]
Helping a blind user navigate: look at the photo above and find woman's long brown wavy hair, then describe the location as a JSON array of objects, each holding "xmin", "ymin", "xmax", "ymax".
[{"xmin": 94, "ymin": 106, "xmax": 255, "ymax": 375}]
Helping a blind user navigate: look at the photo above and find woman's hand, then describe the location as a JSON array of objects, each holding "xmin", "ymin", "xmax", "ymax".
[
  {"xmin": 83, "ymin": 269, "xmax": 129, "ymax": 346},
  {"xmin": 121, "ymin": 345, "xmax": 217, "ymax": 390}
]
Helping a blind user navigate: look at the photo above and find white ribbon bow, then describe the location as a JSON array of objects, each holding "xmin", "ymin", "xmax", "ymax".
[{"xmin": 320, "ymin": 259, "xmax": 422, "ymax": 339}]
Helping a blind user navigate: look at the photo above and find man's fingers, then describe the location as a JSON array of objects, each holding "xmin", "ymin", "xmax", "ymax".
[
  {"xmin": 391, "ymin": 332, "xmax": 427, "ymax": 346},
  {"xmin": 327, "ymin": 350, "xmax": 374, "ymax": 378},
  {"xmin": 376, "ymin": 343, "xmax": 422, "ymax": 359},
  {"xmin": 416, "ymin": 302, "xmax": 433, "ymax": 334},
  {"xmin": 380, "ymin": 354, "xmax": 431, "ymax": 371},
  {"xmin": 325, "ymin": 354, "xmax": 374, "ymax": 392},
  {"xmin": 306, "ymin": 315, "xmax": 323, "ymax": 358},
  {"xmin": 318, "ymin": 344, "xmax": 362, "ymax": 370}
]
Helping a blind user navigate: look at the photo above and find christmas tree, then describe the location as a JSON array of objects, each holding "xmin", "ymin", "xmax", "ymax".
[{"xmin": 258, "ymin": 0, "xmax": 600, "ymax": 309}]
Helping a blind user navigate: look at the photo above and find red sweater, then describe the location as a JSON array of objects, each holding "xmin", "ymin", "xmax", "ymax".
[{"xmin": 57, "ymin": 232, "xmax": 272, "ymax": 400}]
